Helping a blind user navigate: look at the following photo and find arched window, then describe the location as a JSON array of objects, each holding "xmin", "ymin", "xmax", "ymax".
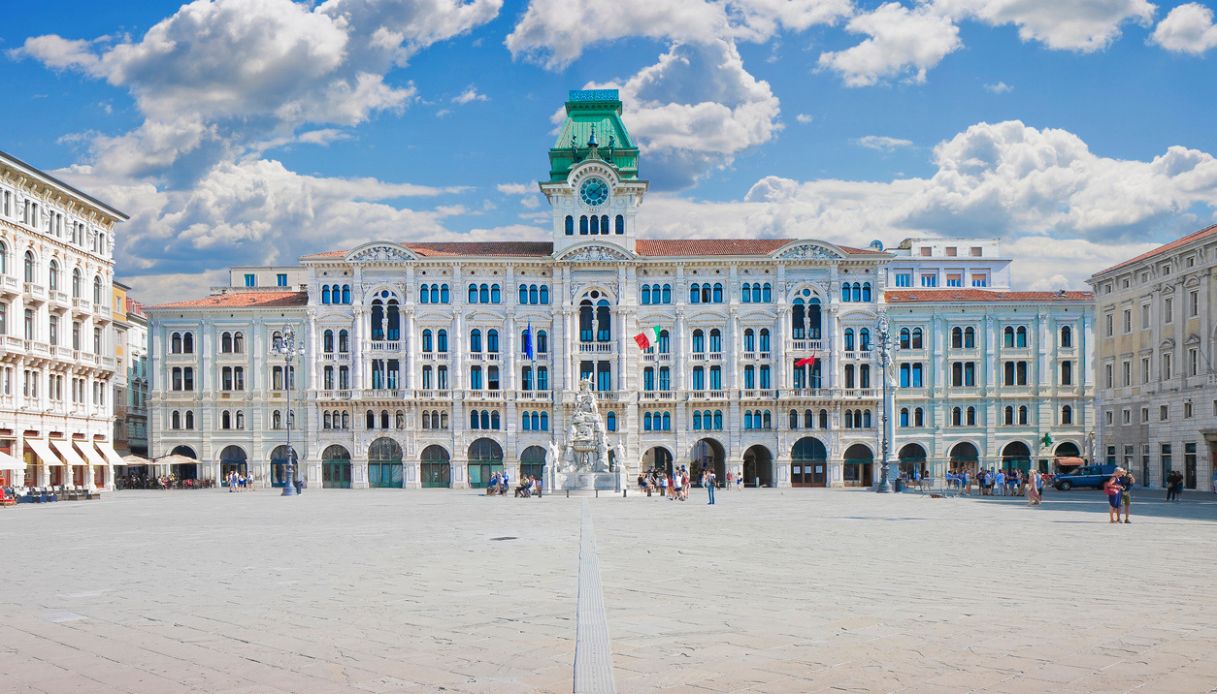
[
  {"xmin": 606, "ymin": 411, "xmax": 616, "ymax": 431},
  {"xmin": 48, "ymin": 260, "xmax": 59, "ymax": 290},
  {"xmin": 422, "ymin": 329, "xmax": 432, "ymax": 352},
  {"xmin": 1060, "ymin": 325, "xmax": 1073, "ymax": 348},
  {"xmin": 951, "ymin": 327, "xmax": 963, "ymax": 349},
  {"xmin": 1016, "ymin": 326, "xmax": 1028, "ymax": 348},
  {"xmin": 689, "ymin": 283, "xmax": 700, "ymax": 304},
  {"xmin": 437, "ymin": 329, "xmax": 448, "ymax": 352},
  {"xmin": 761, "ymin": 283, "xmax": 771, "ymax": 302},
  {"xmin": 487, "ymin": 329, "xmax": 499, "ymax": 353},
  {"xmin": 339, "ymin": 329, "xmax": 350, "ymax": 352},
  {"xmin": 539, "ymin": 285, "xmax": 549, "ymax": 304},
  {"xmin": 662, "ymin": 412, "xmax": 671, "ymax": 431},
  {"xmin": 1061, "ymin": 405, "xmax": 1073, "ymax": 424},
  {"xmin": 183, "ymin": 333, "xmax": 194, "ymax": 353},
  {"xmin": 340, "ymin": 285, "xmax": 350, "ymax": 304},
  {"xmin": 184, "ymin": 411, "xmax": 194, "ymax": 429},
  {"xmin": 1003, "ymin": 326, "xmax": 1015, "ymax": 348},
  {"xmin": 1018, "ymin": 405, "xmax": 1028, "ymax": 425},
  {"xmin": 322, "ymin": 285, "xmax": 331, "ymax": 304},
  {"xmin": 24, "ymin": 251, "xmax": 35, "ymax": 283},
  {"xmin": 590, "ymin": 215, "xmax": 599, "ymax": 234},
  {"xmin": 966, "ymin": 407, "xmax": 976, "ymax": 426},
  {"xmin": 171, "ymin": 411, "xmax": 181, "ymax": 429},
  {"xmin": 693, "ymin": 411, "xmax": 703, "ymax": 430},
  {"xmin": 565, "ymin": 215, "xmax": 574, "ymax": 235},
  {"xmin": 759, "ymin": 329, "xmax": 770, "ymax": 352},
  {"xmin": 963, "ymin": 327, "xmax": 974, "ymax": 348},
  {"xmin": 644, "ymin": 412, "xmax": 653, "ymax": 431},
  {"xmin": 861, "ymin": 282, "xmax": 872, "ymax": 302},
  {"xmin": 537, "ymin": 330, "xmax": 548, "ymax": 353},
  {"xmin": 579, "ymin": 216, "xmax": 588, "ymax": 234},
  {"xmin": 518, "ymin": 284, "xmax": 528, "ymax": 304},
  {"xmin": 1004, "ymin": 406, "xmax": 1015, "ymax": 425},
  {"xmin": 600, "ymin": 215, "xmax": 609, "ymax": 234},
  {"xmin": 914, "ymin": 408, "xmax": 924, "ymax": 427},
  {"xmin": 72, "ymin": 268, "xmax": 81, "ymax": 298},
  {"xmin": 900, "ymin": 407, "xmax": 910, "ymax": 427},
  {"xmin": 615, "ymin": 215, "xmax": 624, "ymax": 234},
  {"xmin": 468, "ymin": 284, "xmax": 478, "ymax": 303},
  {"xmin": 900, "ymin": 328, "xmax": 911, "ymax": 349},
  {"xmin": 952, "ymin": 407, "xmax": 963, "ymax": 426},
  {"xmin": 529, "ymin": 285, "xmax": 538, "ymax": 305},
  {"xmin": 221, "ymin": 411, "xmax": 232, "ymax": 430},
  {"xmin": 641, "ymin": 285, "xmax": 651, "ymax": 305},
  {"xmin": 841, "ymin": 282, "xmax": 852, "ymax": 303},
  {"xmin": 470, "ymin": 329, "xmax": 482, "ymax": 352},
  {"xmin": 661, "ymin": 284, "xmax": 671, "ymax": 304},
  {"xmin": 712, "ymin": 283, "xmax": 723, "ymax": 303},
  {"xmin": 741, "ymin": 283, "xmax": 752, "ymax": 303},
  {"xmin": 490, "ymin": 284, "xmax": 501, "ymax": 303},
  {"xmin": 692, "ymin": 329, "xmax": 705, "ymax": 353},
  {"xmin": 844, "ymin": 328, "xmax": 855, "ymax": 352},
  {"xmin": 93, "ymin": 275, "xmax": 103, "ymax": 304}
]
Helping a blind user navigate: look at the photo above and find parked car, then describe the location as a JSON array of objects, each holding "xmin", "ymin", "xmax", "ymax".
[{"xmin": 1053, "ymin": 464, "xmax": 1117, "ymax": 491}]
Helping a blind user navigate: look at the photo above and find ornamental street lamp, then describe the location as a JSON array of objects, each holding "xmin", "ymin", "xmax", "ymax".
[
  {"xmin": 272, "ymin": 325, "xmax": 304, "ymax": 497},
  {"xmin": 876, "ymin": 313, "xmax": 894, "ymax": 493}
]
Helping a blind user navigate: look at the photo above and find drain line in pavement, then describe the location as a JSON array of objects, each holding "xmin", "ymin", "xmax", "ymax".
[{"xmin": 573, "ymin": 500, "xmax": 616, "ymax": 694}]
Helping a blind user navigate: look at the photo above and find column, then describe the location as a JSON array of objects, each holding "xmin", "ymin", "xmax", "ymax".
[
  {"xmin": 352, "ymin": 308, "xmax": 365, "ymax": 391},
  {"xmin": 404, "ymin": 309, "xmax": 416, "ymax": 390}
]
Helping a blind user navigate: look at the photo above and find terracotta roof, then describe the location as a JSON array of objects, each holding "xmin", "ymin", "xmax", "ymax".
[
  {"xmin": 301, "ymin": 239, "xmax": 879, "ymax": 260},
  {"xmin": 886, "ymin": 289, "xmax": 1093, "ymax": 303},
  {"xmin": 1095, "ymin": 223, "xmax": 1217, "ymax": 277},
  {"xmin": 151, "ymin": 291, "xmax": 308, "ymax": 310}
]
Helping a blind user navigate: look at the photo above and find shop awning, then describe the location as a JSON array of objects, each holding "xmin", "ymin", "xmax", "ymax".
[
  {"xmin": 1055, "ymin": 456, "xmax": 1086, "ymax": 467},
  {"xmin": 52, "ymin": 440, "xmax": 87, "ymax": 467},
  {"xmin": 97, "ymin": 442, "xmax": 125, "ymax": 468},
  {"xmin": 76, "ymin": 442, "xmax": 108, "ymax": 469},
  {"xmin": 24, "ymin": 439, "xmax": 61, "ymax": 466},
  {"xmin": 121, "ymin": 454, "xmax": 151, "ymax": 467},
  {"xmin": 0, "ymin": 450, "xmax": 23, "ymax": 471}
]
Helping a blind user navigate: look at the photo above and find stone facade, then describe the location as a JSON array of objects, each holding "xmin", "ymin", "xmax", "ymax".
[
  {"xmin": 0, "ymin": 150, "xmax": 128, "ymax": 489},
  {"xmin": 1089, "ymin": 223, "xmax": 1217, "ymax": 492}
]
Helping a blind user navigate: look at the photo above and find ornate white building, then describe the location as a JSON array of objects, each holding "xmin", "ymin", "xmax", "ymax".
[
  {"xmin": 0, "ymin": 149, "xmax": 128, "ymax": 489},
  {"xmin": 147, "ymin": 90, "xmax": 1094, "ymax": 489}
]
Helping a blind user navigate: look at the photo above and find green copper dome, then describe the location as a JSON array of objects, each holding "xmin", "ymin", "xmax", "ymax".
[{"xmin": 548, "ymin": 89, "xmax": 640, "ymax": 182}]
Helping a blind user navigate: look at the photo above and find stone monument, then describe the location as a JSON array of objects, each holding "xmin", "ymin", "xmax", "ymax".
[{"xmin": 548, "ymin": 378, "xmax": 624, "ymax": 493}]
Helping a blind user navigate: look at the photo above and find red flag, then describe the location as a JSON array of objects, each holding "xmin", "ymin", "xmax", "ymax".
[{"xmin": 795, "ymin": 354, "xmax": 817, "ymax": 368}]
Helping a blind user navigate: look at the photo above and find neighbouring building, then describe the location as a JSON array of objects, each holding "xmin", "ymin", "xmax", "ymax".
[
  {"xmin": 1089, "ymin": 223, "xmax": 1217, "ymax": 493},
  {"xmin": 0, "ymin": 149, "xmax": 128, "ymax": 489},
  {"xmin": 112, "ymin": 287, "xmax": 149, "ymax": 460},
  {"xmin": 146, "ymin": 89, "xmax": 1094, "ymax": 490}
]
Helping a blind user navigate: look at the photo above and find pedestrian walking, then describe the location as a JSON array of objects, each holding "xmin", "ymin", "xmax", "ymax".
[
  {"xmin": 705, "ymin": 469, "xmax": 717, "ymax": 505},
  {"xmin": 1026, "ymin": 472, "xmax": 1040, "ymax": 506},
  {"xmin": 1103, "ymin": 472, "xmax": 1123, "ymax": 523},
  {"xmin": 725, "ymin": 470, "xmax": 733, "ymax": 491},
  {"xmin": 673, "ymin": 470, "xmax": 683, "ymax": 501},
  {"xmin": 1118, "ymin": 469, "xmax": 1135, "ymax": 523}
]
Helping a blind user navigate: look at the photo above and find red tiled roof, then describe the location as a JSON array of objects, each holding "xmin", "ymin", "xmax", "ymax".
[
  {"xmin": 301, "ymin": 239, "xmax": 880, "ymax": 260},
  {"xmin": 886, "ymin": 289, "xmax": 1093, "ymax": 303},
  {"xmin": 1095, "ymin": 223, "xmax": 1217, "ymax": 276},
  {"xmin": 151, "ymin": 291, "xmax": 308, "ymax": 310}
]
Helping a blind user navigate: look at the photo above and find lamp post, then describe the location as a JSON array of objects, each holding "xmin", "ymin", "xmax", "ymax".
[
  {"xmin": 272, "ymin": 325, "xmax": 304, "ymax": 497},
  {"xmin": 875, "ymin": 313, "xmax": 894, "ymax": 493}
]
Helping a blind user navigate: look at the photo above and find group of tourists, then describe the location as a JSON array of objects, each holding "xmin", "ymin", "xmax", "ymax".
[
  {"xmin": 945, "ymin": 468, "xmax": 1048, "ymax": 500},
  {"xmin": 1103, "ymin": 469, "xmax": 1136, "ymax": 523},
  {"xmin": 1164, "ymin": 470, "xmax": 1186, "ymax": 501},
  {"xmin": 224, "ymin": 469, "xmax": 255, "ymax": 492},
  {"xmin": 636, "ymin": 466, "xmax": 724, "ymax": 504},
  {"xmin": 485, "ymin": 470, "xmax": 542, "ymax": 498}
]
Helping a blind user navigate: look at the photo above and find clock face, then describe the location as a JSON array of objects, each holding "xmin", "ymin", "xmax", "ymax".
[{"xmin": 579, "ymin": 178, "xmax": 609, "ymax": 207}]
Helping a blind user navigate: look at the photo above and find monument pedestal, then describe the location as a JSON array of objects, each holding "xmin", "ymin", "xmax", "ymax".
[{"xmin": 554, "ymin": 470, "xmax": 623, "ymax": 496}]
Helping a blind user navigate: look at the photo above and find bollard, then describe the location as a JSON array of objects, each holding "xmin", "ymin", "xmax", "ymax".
[
  {"xmin": 755, "ymin": 476, "xmax": 760, "ymax": 488},
  {"xmin": 623, "ymin": 488, "xmax": 627, "ymax": 498},
  {"xmin": 595, "ymin": 489, "xmax": 599, "ymax": 498},
  {"xmin": 566, "ymin": 489, "xmax": 570, "ymax": 498}
]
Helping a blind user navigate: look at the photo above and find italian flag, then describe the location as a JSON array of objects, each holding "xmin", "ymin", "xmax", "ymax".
[{"xmin": 633, "ymin": 325, "xmax": 662, "ymax": 350}]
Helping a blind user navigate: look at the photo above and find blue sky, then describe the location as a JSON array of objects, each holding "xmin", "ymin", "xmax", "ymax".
[{"xmin": 3, "ymin": 0, "xmax": 1216, "ymax": 299}]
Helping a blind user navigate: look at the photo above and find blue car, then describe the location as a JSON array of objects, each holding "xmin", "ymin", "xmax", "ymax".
[{"xmin": 1053, "ymin": 464, "xmax": 1117, "ymax": 491}]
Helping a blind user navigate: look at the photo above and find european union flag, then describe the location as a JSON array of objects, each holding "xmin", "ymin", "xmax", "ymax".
[{"xmin": 523, "ymin": 322, "xmax": 534, "ymax": 360}]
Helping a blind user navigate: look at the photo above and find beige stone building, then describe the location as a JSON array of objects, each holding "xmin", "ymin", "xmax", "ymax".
[{"xmin": 1089, "ymin": 223, "xmax": 1217, "ymax": 492}]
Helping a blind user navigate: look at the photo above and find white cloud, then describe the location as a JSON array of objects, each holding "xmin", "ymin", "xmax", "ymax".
[
  {"xmin": 819, "ymin": 0, "xmax": 1154, "ymax": 87},
  {"xmin": 940, "ymin": 0, "xmax": 1155, "ymax": 52},
  {"xmin": 452, "ymin": 85, "xmax": 489, "ymax": 104},
  {"xmin": 1151, "ymin": 2, "xmax": 1217, "ymax": 54},
  {"xmin": 632, "ymin": 120, "xmax": 1217, "ymax": 290},
  {"xmin": 984, "ymin": 80, "xmax": 1013, "ymax": 93},
  {"xmin": 12, "ymin": 0, "xmax": 499, "ymax": 179},
  {"xmin": 578, "ymin": 39, "xmax": 781, "ymax": 189},
  {"xmin": 856, "ymin": 135, "xmax": 914, "ymax": 151},
  {"xmin": 795, "ymin": 113, "xmax": 814, "ymax": 124},
  {"xmin": 496, "ymin": 182, "xmax": 532, "ymax": 195},
  {"xmin": 818, "ymin": 3, "xmax": 963, "ymax": 87}
]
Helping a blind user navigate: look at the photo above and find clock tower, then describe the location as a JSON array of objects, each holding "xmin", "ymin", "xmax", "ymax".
[{"xmin": 541, "ymin": 89, "xmax": 648, "ymax": 256}]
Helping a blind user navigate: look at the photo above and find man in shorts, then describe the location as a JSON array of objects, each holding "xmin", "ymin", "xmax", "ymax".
[{"xmin": 1118, "ymin": 469, "xmax": 1135, "ymax": 523}]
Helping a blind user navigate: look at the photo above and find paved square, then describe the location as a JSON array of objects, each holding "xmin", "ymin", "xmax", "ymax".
[{"xmin": 2, "ymin": 488, "xmax": 1215, "ymax": 693}]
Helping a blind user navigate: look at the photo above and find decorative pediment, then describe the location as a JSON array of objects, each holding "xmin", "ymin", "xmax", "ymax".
[
  {"xmin": 1186, "ymin": 333, "xmax": 1202, "ymax": 346},
  {"xmin": 558, "ymin": 244, "xmax": 633, "ymax": 263},
  {"xmin": 774, "ymin": 243, "xmax": 843, "ymax": 261},
  {"xmin": 345, "ymin": 243, "xmax": 415, "ymax": 264}
]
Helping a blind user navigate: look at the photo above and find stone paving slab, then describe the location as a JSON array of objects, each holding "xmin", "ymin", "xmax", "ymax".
[{"xmin": 1, "ymin": 488, "xmax": 1214, "ymax": 693}]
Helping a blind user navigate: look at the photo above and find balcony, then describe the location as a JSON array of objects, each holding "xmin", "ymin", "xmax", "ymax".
[
  {"xmin": 740, "ymin": 352, "xmax": 773, "ymax": 361},
  {"xmin": 0, "ymin": 274, "xmax": 18, "ymax": 295},
  {"xmin": 363, "ymin": 388, "xmax": 408, "ymax": 400},
  {"xmin": 516, "ymin": 390, "xmax": 552, "ymax": 403},
  {"xmin": 96, "ymin": 303, "xmax": 112, "ymax": 320},
  {"xmin": 640, "ymin": 391, "xmax": 676, "ymax": 402},
  {"xmin": 2, "ymin": 335, "xmax": 23, "ymax": 354},
  {"xmin": 641, "ymin": 352, "xmax": 671, "ymax": 363},
  {"xmin": 54, "ymin": 346, "xmax": 74, "ymax": 360},
  {"xmin": 838, "ymin": 387, "xmax": 880, "ymax": 399},
  {"xmin": 579, "ymin": 342, "xmax": 613, "ymax": 354},
  {"xmin": 740, "ymin": 389, "xmax": 776, "ymax": 400},
  {"xmin": 466, "ymin": 389, "xmax": 504, "ymax": 401},
  {"xmin": 317, "ymin": 389, "xmax": 353, "ymax": 401},
  {"xmin": 414, "ymin": 389, "xmax": 452, "ymax": 400},
  {"xmin": 25, "ymin": 339, "xmax": 50, "ymax": 357},
  {"xmin": 842, "ymin": 351, "xmax": 873, "ymax": 360},
  {"xmin": 466, "ymin": 352, "xmax": 501, "ymax": 362},
  {"xmin": 782, "ymin": 387, "xmax": 834, "ymax": 400},
  {"xmin": 48, "ymin": 289, "xmax": 71, "ymax": 307},
  {"xmin": 72, "ymin": 298, "xmax": 91, "ymax": 315},
  {"xmin": 367, "ymin": 340, "xmax": 401, "ymax": 352},
  {"xmin": 24, "ymin": 282, "xmax": 47, "ymax": 303},
  {"xmin": 791, "ymin": 339, "xmax": 825, "ymax": 352},
  {"xmin": 688, "ymin": 389, "xmax": 727, "ymax": 401}
]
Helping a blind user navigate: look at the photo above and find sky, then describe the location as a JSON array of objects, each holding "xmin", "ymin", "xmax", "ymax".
[{"xmin": 2, "ymin": 0, "xmax": 1217, "ymax": 301}]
